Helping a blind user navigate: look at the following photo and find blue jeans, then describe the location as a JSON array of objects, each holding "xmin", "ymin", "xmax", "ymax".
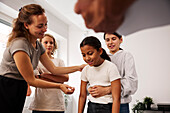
[
  {"xmin": 87, "ymin": 101, "xmax": 112, "ymax": 113},
  {"xmin": 32, "ymin": 111, "xmax": 64, "ymax": 113},
  {"xmin": 120, "ymin": 103, "xmax": 129, "ymax": 113}
]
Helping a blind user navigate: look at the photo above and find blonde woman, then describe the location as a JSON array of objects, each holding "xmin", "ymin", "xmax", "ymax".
[{"xmin": 29, "ymin": 34, "xmax": 69, "ymax": 113}]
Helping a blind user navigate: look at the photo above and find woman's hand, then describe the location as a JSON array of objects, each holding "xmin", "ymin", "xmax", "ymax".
[
  {"xmin": 60, "ymin": 84, "xmax": 75, "ymax": 94},
  {"xmin": 79, "ymin": 64, "xmax": 87, "ymax": 71}
]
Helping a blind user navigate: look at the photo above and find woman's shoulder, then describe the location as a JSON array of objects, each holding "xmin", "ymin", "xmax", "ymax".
[
  {"xmin": 10, "ymin": 37, "xmax": 29, "ymax": 47},
  {"xmin": 13, "ymin": 37, "xmax": 28, "ymax": 41}
]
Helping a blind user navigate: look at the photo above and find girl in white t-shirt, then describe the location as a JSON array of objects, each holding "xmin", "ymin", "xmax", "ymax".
[
  {"xmin": 78, "ymin": 36, "xmax": 121, "ymax": 113},
  {"xmin": 29, "ymin": 34, "xmax": 70, "ymax": 113}
]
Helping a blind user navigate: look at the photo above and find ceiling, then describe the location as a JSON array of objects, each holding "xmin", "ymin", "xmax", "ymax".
[
  {"xmin": 42, "ymin": 0, "xmax": 170, "ymax": 35},
  {"xmin": 0, "ymin": 0, "xmax": 88, "ymax": 31},
  {"xmin": 1, "ymin": 0, "xmax": 170, "ymax": 36},
  {"xmin": 45, "ymin": 0, "xmax": 88, "ymax": 31}
]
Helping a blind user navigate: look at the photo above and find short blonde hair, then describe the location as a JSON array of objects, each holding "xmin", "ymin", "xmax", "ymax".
[{"xmin": 40, "ymin": 34, "xmax": 58, "ymax": 55}]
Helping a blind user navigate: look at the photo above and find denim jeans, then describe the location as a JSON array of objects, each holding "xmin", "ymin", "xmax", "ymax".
[
  {"xmin": 87, "ymin": 101, "xmax": 112, "ymax": 113},
  {"xmin": 32, "ymin": 111, "xmax": 64, "ymax": 113},
  {"xmin": 120, "ymin": 103, "xmax": 129, "ymax": 113}
]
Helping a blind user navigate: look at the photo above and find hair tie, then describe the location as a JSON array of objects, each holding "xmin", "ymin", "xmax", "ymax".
[{"xmin": 19, "ymin": 7, "xmax": 22, "ymax": 12}]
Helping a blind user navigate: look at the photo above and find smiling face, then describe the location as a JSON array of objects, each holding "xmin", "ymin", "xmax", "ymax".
[
  {"xmin": 41, "ymin": 35, "xmax": 54, "ymax": 55},
  {"xmin": 105, "ymin": 33, "xmax": 122, "ymax": 54},
  {"xmin": 81, "ymin": 45, "xmax": 103, "ymax": 67},
  {"xmin": 24, "ymin": 13, "xmax": 47, "ymax": 40}
]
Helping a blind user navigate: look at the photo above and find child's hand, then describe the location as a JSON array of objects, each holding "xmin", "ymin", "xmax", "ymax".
[
  {"xmin": 88, "ymin": 85, "xmax": 111, "ymax": 98},
  {"xmin": 60, "ymin": 84, "xmax": 75, "ymax": 94}
]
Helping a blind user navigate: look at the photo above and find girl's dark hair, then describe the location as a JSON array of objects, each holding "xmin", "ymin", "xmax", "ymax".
[
  {"xmin": 80, "ymin": 36, "xmax": 111, "ymax": 61},
  {"xmin": 104, "ymin": 32, "xmax": 122, "ymax": 40}
]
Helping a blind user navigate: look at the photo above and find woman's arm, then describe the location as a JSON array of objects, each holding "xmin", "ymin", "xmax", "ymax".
[
  {"xmin": 111, "ymin": 79, "xmax": 121, "ymax": 113},
  {"xmin": 40, "ymin": 52, "xmax": 86, "ymax": 75},
  {"xmin": 13, "ymin": 51, "xmax": 74, "ymax": 94},
  {"xmin": 78, "ymin": 80, "xmax": 88, "ymax": 113},
  {"xmin": 37, "ymin": 57, "xmax": 69, "ymax": 83},
  {"xmin": 40, "ymin": 73, "xmax": 69, "ymax": 83}
]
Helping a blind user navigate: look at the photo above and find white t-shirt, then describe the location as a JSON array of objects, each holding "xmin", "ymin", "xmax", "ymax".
[
  {"xmin": 29, "ymin": 58, "xmax": 65, "ymax": 111},
  {"xmin": 81, "ymin": 60, "xmax": 121, "ymax": 104}
]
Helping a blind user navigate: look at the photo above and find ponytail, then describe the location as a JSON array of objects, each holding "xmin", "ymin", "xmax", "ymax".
[{"xmin": 101, "ymin": 48, "xmax": 111, "ymax": 61}]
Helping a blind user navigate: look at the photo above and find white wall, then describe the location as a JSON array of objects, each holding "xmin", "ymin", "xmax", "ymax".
[
  {"xmin": 122, "ymin": 25, "xmax": 170, "ymax": 111},
  {"xmin": 67, "ymin": 24, "xmax": 86, "ymax": 113}
]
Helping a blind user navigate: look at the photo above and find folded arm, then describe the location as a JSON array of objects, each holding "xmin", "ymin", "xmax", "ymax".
[
  {"xmin": 88, "ymin": 85, "xmax": 111, "ymax": 97},
  {"xmin": 40, "ymin": 73, "xmax": 69, "ymax": 83},
  {"xmin": 40, "ymin": 52, "xmax": 86, "ymax": 75},
  {"xmin": 13, "ymin": 51, "xmax": 74, "ymax": 94}
]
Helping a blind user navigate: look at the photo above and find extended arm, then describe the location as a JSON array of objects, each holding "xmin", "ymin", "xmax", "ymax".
[
  {"xmin": 13, "ymin": 51, "xmax": 74, "ymax": 94},
  {"xmin": 78, "ymin": 80, "xmax": 88, "ymax": 113},
  {"xmin": 40, "ymin": 52, "xmax": 86, "ymax": 75},
  {"xmin": 111, "ymin": 79, "xmax": 121, "ymax": 113}
]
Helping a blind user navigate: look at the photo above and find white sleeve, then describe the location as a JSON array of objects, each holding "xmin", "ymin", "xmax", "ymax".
[
  {"xmin": 81, "ymin": 66, "xmax": 88, "ymax": 82},
  {"xmin": 58, "ymin": 59, "xmax": 65, "ymax": 67},
  {"xmin": 109, "ymin": 63, "xmax": 121, "ymax": 82}
]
